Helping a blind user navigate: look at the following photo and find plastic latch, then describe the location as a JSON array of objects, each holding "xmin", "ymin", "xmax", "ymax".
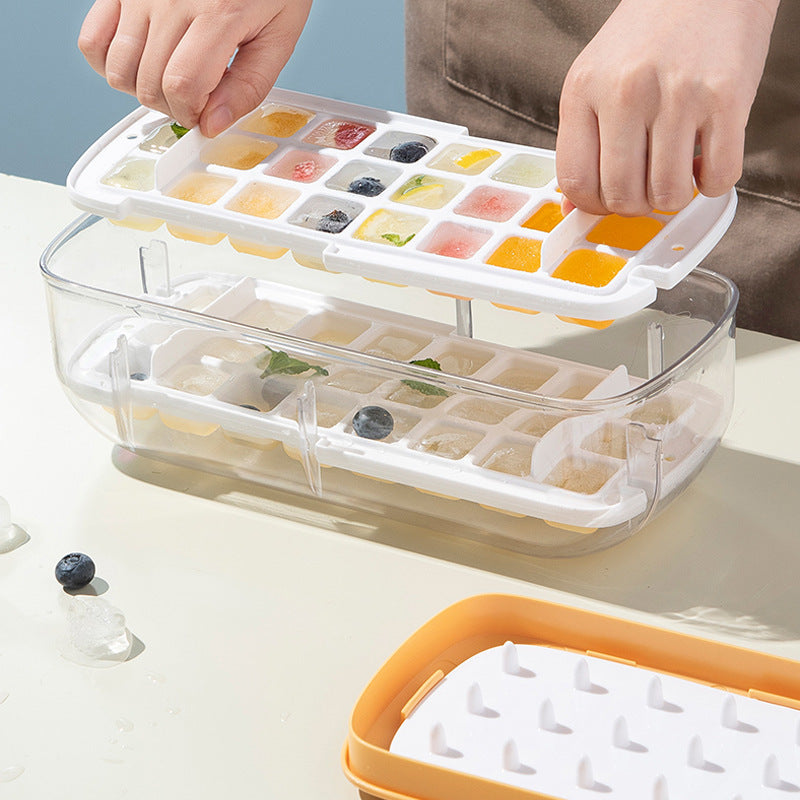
[
  {"xmin": 400, "ymin": 669, "xmax": 446, "ymax": 720},
  {"xmin": 109, "ymin": 334, "xmax": 133, "ymax": 446}
]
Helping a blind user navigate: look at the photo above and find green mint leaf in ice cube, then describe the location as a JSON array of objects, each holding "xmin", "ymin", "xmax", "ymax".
[
  {"xmin": 402, "ymin": 358, "xmax": 448, "ymax": 396},
  {"xmin": 401, "ymin": 380, "xmax": 449, "ymax": 397},
  {"xmin": 409, "ymin": 358, "xmax": 442, "ymax": 371},
  {"xmin": 257, "ymin": 347, "xmax": 328, "ymax": 379},
  {"xmin": 170, "ymin": 122, "xmax": 190, "ymax": 139},
  {"xmin": 381, "ymin": 233, "xmax": 415, "ymax": 247},
  {"xmin": 400, "ymin": 176, "xmax": 426, "ymax": 195}
]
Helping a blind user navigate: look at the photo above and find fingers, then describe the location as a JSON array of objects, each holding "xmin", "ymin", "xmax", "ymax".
[
  {"xmin": 647, "ymin": 114, "xmax": 696, "ymax": 212},
  {"xmin": 78, "ymin": 0, "xmax": 121, "ymax": 77},
  {"xmin": 135, "ymin": 15, "xmax": 192, "ymax": 116},
  {"xmin": 597, "ymin": 111, "xmax": 649, "ymax": 216},
  {"xmin": 199, "ymin": 35, "xmax": 289, "ymax": 137},
  {"xmin": 199, "ymin": 8, "xmax": 308, "ymax": 137},
  {"xmin": 159, "ymin": 15, "xmax": 247, "ymax": 130},
  {"xmin": 556, "ymin": 85, "xmax": 603, "ymax": 215},
  {"xmin": 104, "ymin": 4, "xmax": 150, "ymax": 95},
  {"xmin": 694, "ymin": 117, "xmax": 745, "ymax": 198}
]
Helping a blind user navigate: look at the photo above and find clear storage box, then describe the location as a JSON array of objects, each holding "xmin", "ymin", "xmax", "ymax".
[{"xmin": 40, "ymin": 213, "xmax": 736, "ymax": 556}]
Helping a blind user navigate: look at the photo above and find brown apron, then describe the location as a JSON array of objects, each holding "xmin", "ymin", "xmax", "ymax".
[{"xmin": 405, "ymin": 0, "xmax": 800, "ymax": 340}]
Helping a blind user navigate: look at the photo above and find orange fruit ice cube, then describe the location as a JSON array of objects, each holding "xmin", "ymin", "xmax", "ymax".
[
  {"xmin": 240, "ymin": 106, "xmax": 313, "ymax": 137},
  {"xmin": 551, "ymin": 250, "xmax": 627, "ymax": 287},
  {"xmin": 586, "ymin": 214, "xmax": 664, "ymax": 251},
  {"xmin": 486, "ymin": 237, "xmax": 542, "ymax": 272},
  {"xmin": 522, "ymin": 202, "xmax": 564, "ymax": 233}
]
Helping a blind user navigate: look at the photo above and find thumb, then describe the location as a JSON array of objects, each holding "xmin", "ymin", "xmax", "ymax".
[{"xmin": 199, "ymin": 29, "xmax": 299, "ymax": 137}]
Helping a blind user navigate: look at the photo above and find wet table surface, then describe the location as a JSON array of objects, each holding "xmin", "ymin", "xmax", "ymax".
[{"xmin": 1, "ymin": 173, "xmax": 799, "ymax": 797}]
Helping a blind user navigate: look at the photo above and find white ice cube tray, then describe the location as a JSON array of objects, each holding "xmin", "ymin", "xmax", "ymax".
[
  {"xmin": 65, "ymin": 273, "xmax": 723, "ymax": 529},
  {"xmin": 66, "ymin": 88, "xmax": 737, "ymax": 322},
  {"xmin": 390, "ymin": 643, "xmax": 800, "ymax": 799}
]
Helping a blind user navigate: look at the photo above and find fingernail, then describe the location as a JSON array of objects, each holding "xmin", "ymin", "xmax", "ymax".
[{"xmin": 206, "ymin": 105, "xmax": 233, "ymax": 138}]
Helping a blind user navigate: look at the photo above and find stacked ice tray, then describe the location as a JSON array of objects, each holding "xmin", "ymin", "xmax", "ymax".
[
  {"xmin": 391, "ymin": 642, "xmax": 800, "ymax": 799},
  {"xmin": 67, "ymin": 272, "xmax": 722, "ymax": 529},
  {"xmin": 67, "ymin": 88, "xmax": 737, "ymax": 322}
]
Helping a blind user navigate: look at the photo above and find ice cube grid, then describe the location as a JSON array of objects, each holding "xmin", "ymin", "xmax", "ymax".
[
  {"xmin": 67, "ymin": 88, "xmax": 737, "ymax": 322},
  {"xmin": 66, "ymin": 273, "xmax": 723, "ymax": 529}
]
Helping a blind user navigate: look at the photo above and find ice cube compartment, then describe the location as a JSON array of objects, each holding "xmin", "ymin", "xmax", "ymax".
[
  {"xmin": 65, "ymin": 272, "xmax": 722, "ymax": 529},
  {"xmin": 69, "ymin": 88, "xmax": 737, "ymax": 322}
]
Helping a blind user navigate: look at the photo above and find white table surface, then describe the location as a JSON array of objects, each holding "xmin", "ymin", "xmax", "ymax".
[{"xmin": 1, "ymin": 173, "xmax": 799, "ymax": 797}]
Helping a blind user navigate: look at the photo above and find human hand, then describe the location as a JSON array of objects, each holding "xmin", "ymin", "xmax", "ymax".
[
  {"xmin": 79, "ymin": 0, "xmax": 313, "ymax": 138},
  {"xmin": 556, "ymin": 0, "xmax": 780, "ymax": 216}
]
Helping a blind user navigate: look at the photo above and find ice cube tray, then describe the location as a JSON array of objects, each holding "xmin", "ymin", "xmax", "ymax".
[
  {"xmin": 66, "ymin": 88, "xmax": 737, "ymax": 322},
  {"xmin": 344, "ymin": 595, "xmax": 800, "ymax": 800},
  {"xmin": 64, "ymin": 270, "xmax": 723, "ymax": 529}
]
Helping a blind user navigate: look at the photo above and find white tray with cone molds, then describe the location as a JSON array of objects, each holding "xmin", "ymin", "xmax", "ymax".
[{"xmin": 344, "ymin": 595, "xmax": 800, "ymax": 800}]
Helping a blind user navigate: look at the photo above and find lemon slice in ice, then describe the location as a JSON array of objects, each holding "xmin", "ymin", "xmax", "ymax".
[
  {"xmin": 398, "ymin": 182, "xmax": 445, "ymax": 207},
  {"xmin": 455, "ymin": 148, "xmax": 499, "ymax": 170}
]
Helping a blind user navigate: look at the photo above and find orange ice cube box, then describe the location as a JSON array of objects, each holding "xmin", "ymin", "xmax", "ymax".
[
  {"xmin": 66, "ymin": 88, "xmax": 737, "ymax": 323},
  {"xmin": 343, "ymin": 594, "xmax": 800, "ymax": 800}
]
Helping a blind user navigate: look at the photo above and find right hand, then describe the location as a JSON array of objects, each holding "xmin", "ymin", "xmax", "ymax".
[{"xmin": 79, "ymin": 0, "xmax": 313, "ymax": 137}]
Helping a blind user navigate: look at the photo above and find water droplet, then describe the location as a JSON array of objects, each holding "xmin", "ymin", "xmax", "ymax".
[
  {"xmin": 279, "ymin": 711, "xmax": 291, "ymax": 723},
  {"xmin": 116, "ymin": 717, "xmax": 134, "ymax": 732},
  {"xmin": 146, "ymin": 672, "xmax": 166, "ymax": 685},
  {"xmin": 0, "ymin": 766, "xmax": 24, "ymax": 783},
  {"xmin": 166, "ymin": 707, "xmax": 181, "ymax": 716}
]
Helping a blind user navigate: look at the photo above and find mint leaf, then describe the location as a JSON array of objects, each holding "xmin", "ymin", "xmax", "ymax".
[
  {"xmin": 170, "ymin": 122, "xmax": 190, "ymax": 139},
  {"xmin": 401, "ymin": 176, "xmax": 426, "ymax": 195},
  {"xmin": 402, "ymin": 380, "xmax": 449, "ymax": 397},
  {"xmin": 409, "ymin": 357, "xmax": 442, "ymax": 371},
  {"xmin": 258, "ymin": 347, "xmax": 328, "ymax": 379},
  {"xmin": 402, "ymin": 357, "xmax": 447, "ymax": 396},
  {"xmin": 381, "ymin": 233, "xmax": 415, "ymax": 247}
]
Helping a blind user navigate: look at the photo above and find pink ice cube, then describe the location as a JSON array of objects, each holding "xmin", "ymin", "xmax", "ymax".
[
  {"xmin": 421, "ymin": 222, "xmax": 492, "ymax": 259},
  {"xmin": 454, "ymin": 185, "xmax": 529, "ymax": 222},
  {"xmin": 266, "ymin": 149, "xmax": 337, "ymax": 183}
]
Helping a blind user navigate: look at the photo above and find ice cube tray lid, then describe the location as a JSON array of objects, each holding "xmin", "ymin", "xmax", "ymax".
[
  {"xmin": 67, "ymin": 88, "xmax": 737, "ymax": 322},
  {"xmin": 343, "ymin": 594, "xmax": 800, "ymax": 800}
]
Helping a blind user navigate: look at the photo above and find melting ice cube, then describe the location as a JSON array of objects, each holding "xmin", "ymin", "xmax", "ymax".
[{"xmin": 64, "ymin": 597, "xmax": 133, "ymax": 666}]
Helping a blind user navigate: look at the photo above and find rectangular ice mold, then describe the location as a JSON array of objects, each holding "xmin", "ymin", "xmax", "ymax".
[
  {"xmin": 343, "ymin": 594, "xmax": 800, "ymax": 800},
  {"xmin": 66, "ymin": 88, "xmax": 737, "ymax": 322}
]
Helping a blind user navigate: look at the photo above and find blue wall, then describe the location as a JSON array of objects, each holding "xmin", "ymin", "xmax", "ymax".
[{"xmin": 1, "ymin": 1, "xmax": 405, "ymax": 184}]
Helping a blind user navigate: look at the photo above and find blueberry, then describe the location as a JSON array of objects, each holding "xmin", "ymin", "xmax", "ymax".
[
  {"xmin": 316, "ymin": 209, "xmax": 351, "ymax": 234},
  {"xmin": 352, "ymin": 406, "xmax": 394, "ymax": 440},
  {"xmin": 347, "ymin": 176, "xmax": 385, "ymax": 197},
  {"xmin": 130, "ymin": 372, "xmax": 147, "ymax": 381},
  {"xmin": 55, "ymin": 553, "xmax": 96, "ymax": 590},
  {"xmin": 389, "ymin": 141, "xmax": 429, "ymax": 163}
]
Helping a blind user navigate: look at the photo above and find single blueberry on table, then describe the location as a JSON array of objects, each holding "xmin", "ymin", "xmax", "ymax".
[
  {"xmin": 129, "ymin": 372, "xmax": 147, "ymax": 381},
  {"xmin": 55, "ymin": 553, "xmax": 96, "ymax": 590},
  {"xmin": 352, "ymin": 406, "xmax": 394, "ymax": 441},
  {"xmin": 316, "ymin": 209, "xmax": 351, "ymax": 234},
  {"xmin": 347, "ymin": 176, "xmax": 385, "ymax": 197},
  {"xmin": 389, "ymin": 141, "xmax": 429, "ymax": 163}
]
